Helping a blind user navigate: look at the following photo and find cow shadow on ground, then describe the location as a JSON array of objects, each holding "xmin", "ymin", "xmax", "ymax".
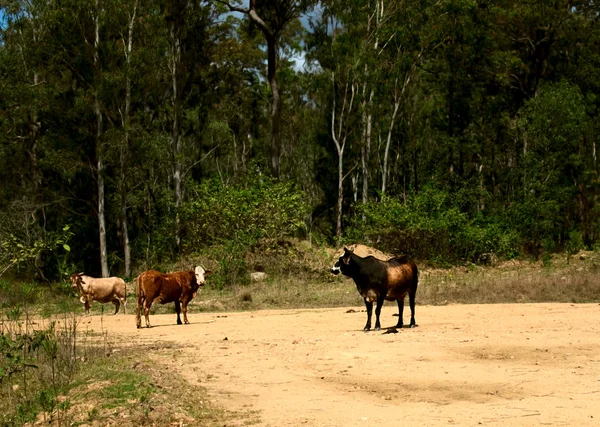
[
  {"xmin": 342, "ymin": 325, "xmax": 419, "ymax": 334},
  {"xmin": 377, "ymin": 324, "xmax": 419, "ymax": 334},
  {"xmin": 139, "ymin": 320, "xmax": 216, "ymax": 329}
]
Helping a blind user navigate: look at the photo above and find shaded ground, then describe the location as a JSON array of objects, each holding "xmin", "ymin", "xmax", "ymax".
[{"xmin": 83, "ymin": 303, "xmax": 600, "ymax": 426}]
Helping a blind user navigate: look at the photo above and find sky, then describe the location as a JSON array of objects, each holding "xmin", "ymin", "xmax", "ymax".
[{"xmin": 0, "ymin": 5, "xmax": 323, "ymax": 70}]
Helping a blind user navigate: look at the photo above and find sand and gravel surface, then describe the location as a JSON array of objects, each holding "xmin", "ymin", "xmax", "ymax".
[{"xmin": 82, "ymin": 303, "xmax": 600, "ymax": 426}]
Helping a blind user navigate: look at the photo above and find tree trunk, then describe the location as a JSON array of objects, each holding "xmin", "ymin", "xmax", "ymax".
[
  {"xmin": 120, "ymin": 0, "xmax": 137, "ymax": 277},
  {"xmin": 382, "ymin": 83, "xmax": 401, "ymax": 195},
  {"xmin": 331, "ymin": 71, "xmax": 355, "ymax": 242},
  {"xmin": 360, "ymin": 85, "xmax": 373, "ymax": 218},
  {"xmin": 169, "ymin": 19, "xmax": 182, "ymax": 249},
  {"xmin": 94, "ymin": 0, "xmax": 109, "ymax": 278},
  {"xmin": 266, "ymin": 37, "xmax": 281, "ymax": 179},
  {"xmin": 336, "ymin": 152, "xmax": 343, "ymax": 239}
]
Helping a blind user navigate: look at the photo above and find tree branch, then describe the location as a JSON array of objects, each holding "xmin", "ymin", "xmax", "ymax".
[
  {"xmin": 214, "ymin": 0, "xmax": 274, "ymax": 39},
  {"xmin": 213, "ymin": 0, "xmax": 249, "ymax": 14}
]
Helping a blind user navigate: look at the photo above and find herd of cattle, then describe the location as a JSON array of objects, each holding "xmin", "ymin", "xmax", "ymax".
[{"xmin": 69, "ymin": 247, "xmax": 419, "ymax": 331}]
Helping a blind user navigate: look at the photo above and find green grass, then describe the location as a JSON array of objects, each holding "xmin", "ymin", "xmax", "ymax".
[
  {"xmin": 0, "ymin": 307, "xmax": 245, "ymax": 427},
  {"xmin": 66, "ymin": 348, "xmax": 255, "ymax": 426}
]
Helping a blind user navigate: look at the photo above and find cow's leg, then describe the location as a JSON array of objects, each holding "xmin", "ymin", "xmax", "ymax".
[
  {"xmin": 84, "ymin": 299, "xmax": 91, "ymax": 316},
  {"xmin": 121, "ymin": 298, "xmax": 127, "ymax": 314},
  {"xmin": 408, "ymin": 287, "xmax": 417, "ymax": 328},
  {"xmin": 174, "ymin": 300, "xmax": 182, "ymax": 325},
  {"xmin": 374, "ymin": 296, "xmax": 385, "ymax": 331},
  {"xmin": 143, "ymin": 301, "xmax": 152, "ymax": 328},
  {"xmin": 136, "ymin": 297, "xmax": 144, "ymax": 328},
  {"xmin": 113, "ymin": 299, "xmax": 120, "ymax": 315},
  {"xmin": 396, "ymin": 297, "xmax": 405, "ymax": 328},
  {"xmin": 181, "ymin": 301, "xmax": 190, "ymax": 324},
  {"xmin": 363, "ymin": 298, "xmax": 373, "ymax": 331}
]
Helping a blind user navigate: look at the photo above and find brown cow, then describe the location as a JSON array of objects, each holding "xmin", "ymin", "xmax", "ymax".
[
  {"xmin": 330, "ymin": 247, "xmax": 418, "ymax": 331},
  {"xmin": 70, "ymin": 273, "xmax": 127, "ymax": 316},
  {"xmin": 136, "ymin": 266, "xmax": 209, "ymax": 328}
]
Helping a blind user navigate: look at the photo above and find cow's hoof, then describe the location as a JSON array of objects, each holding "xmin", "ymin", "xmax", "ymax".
[
  {"xmin": 410, "ymin": 324, "xmax": 417, "ymax": 328},
  {"xmin": 363, "ymin": 326, "xmax": 371, "ymax": 331},
  {"xmin": 374, "ymin": 327, "xmax": 381, "ymax": 331}
]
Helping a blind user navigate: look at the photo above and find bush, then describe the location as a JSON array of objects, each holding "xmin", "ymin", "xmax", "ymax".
[
  {"xmin": 180, "ymin": 171, "xmax": 310, "ymax": 286},
  {"xmin": 346, "ymin": 188, "xmax": 520, "ymax": 263},
  {"xmin": 181, "ymin": 174, "xmax": 309, "ymax": 248},
  {"xmin": 0, "ymin": 317, "xmax": 79, "ymax": 425}
]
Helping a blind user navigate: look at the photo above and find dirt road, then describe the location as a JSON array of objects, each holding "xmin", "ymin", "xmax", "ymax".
[{"xmin": 86, "ymin": 303, "xmax": 600, "ymax": 426}]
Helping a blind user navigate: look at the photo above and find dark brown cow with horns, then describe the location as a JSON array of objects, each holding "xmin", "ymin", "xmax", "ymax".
[{"xmin": 331, "ymin": 247, "xmax": 418, "ymax": 331}]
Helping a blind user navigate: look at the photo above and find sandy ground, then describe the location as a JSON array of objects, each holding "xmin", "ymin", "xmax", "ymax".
[{"xmin": 82, "ymin": 303, "xmax": 600, "ymax": 426}]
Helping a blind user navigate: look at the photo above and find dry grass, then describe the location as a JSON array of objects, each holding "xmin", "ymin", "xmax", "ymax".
[
  {"xmin": 418, "ymin": 251, "xmax": 600, "ymax": 305},
  {"xmin": 184, "ymin": 249, "xmax": 600, "ymax": 313},
  {"xmin": 48, "ymin": 243, "xmax": 600, "ymax": 318}
]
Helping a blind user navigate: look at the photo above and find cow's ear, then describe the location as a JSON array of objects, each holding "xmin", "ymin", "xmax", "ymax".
[
  {"xmin": 342, "ymin": 251, "xmax": 352, "ymax": 265},
  {"xmin": 204, "ymin": 270, "xmax": 212, "ymax": 276}
]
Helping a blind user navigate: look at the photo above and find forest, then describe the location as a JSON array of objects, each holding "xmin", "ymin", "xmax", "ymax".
[{"xmin": 1, "ymin": 0, "xmax": 599, "ymax": 280}]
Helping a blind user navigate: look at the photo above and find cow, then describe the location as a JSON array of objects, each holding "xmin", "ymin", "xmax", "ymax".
[
  {"xmin": 136, "ymin": 266, "xmax": 209, "ymax": 328},
  {"xmin": 331, "ymin": 247, "xmax": 418, "ymax": 331},
  {"xmin": 70, "ymin": 273, "xmax": 127, "ymax": 316}
]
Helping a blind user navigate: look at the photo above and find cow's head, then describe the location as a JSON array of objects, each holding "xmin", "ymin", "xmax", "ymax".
[
  {"xmin": 330, "ymin": 247, "xmax": 354, "ymax": 275},
  {"xmin": 70, "ymin": 272, "xmax": 84, "ymax": 289},
  {"xmin": 194, "ymin": 266, "xmax": 211, "ymax": 286}
]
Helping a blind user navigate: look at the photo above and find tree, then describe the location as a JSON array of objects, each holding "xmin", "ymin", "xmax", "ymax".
[{"xmin": 214, "ymin": 0, "xmax": 315, "ymax": 179}]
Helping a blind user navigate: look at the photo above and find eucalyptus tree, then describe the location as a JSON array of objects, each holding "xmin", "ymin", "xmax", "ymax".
[
  {"xmin": 214, "ymin": 0, "xmax": 315, "ymax": 179},
  {"xmin": 0, "ymin": 0, "xmax": 55, "ymax": 278},
  {"xmin": 201, "ymin": 10, "xmax": 266, "ymax": 180},
  {"xmin": 307, "ymin": 5, "xmax": 361, "ymax": 240},
  {"xmin": 119, "ymin": 0, "xmax": 138, "ymax": 276},
  {"xmin": 372, "ymin": 0, "xmax": 434, "ymax": 196}
]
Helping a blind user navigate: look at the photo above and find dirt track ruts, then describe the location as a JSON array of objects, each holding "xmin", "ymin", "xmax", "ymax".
[{"xmin": 82, "ymin": 303, "xmax": 600, "ymax": 426}]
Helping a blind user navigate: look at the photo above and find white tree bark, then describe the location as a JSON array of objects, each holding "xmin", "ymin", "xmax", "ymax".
[
  {"xmin": 169, "ymin": 17, "xmax": 183, "ymax": 249},
  {"xmin": 120, "ymin": 0, "xmax": 137, "ymax": 276},
  {"xmin": 94, "ymin": 0, "xmax": 108, "ymax": 277},
  {"xmin": 331, "ymin": 70, "xmax": 356, "ymax": 240},
  {"xmin": 381, "ymin": 76, "xmax": 404, "ymax": 195}
]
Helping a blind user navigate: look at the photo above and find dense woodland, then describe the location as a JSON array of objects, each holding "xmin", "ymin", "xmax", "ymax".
[{"xmin": 1, "ymin": 0, "xmax": 599, "ymax": 280}]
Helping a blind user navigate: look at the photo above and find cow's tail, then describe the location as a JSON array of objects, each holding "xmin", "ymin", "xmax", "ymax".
[
  {"xmin": 135, "ymin": 274, "xmax": 144, "ymax": 328},
  {"xmin": 413, "ymin": 261, "xmax": 419, "ymax": 292}
]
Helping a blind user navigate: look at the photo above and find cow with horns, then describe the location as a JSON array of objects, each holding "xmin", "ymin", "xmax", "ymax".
[{"xmin": 331, "ymin": 247, "xmax": 418, "ymax": 331}]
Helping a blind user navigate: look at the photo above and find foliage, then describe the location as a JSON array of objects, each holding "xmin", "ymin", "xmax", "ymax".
[
  {"xmin": 346, "ymin": 188, "xmax": 520, "ymax": 263},
  {"xmin": 181, "ymin": 170, "xmax": 310, "ymax": 247},
  {"xmin": 2, "ymin": 0, "xmax": 600, "ymax": 277},
  {"xmin": 0, "ymin": 226, "xmax": 72, "ymax": 278},
  {"xmin": 0, "ymin": 317, "xmax": 80, "ymax": 426},
  {"xmin": 180, "ymin": 170, "xmax": 310, "ymax": 286}
]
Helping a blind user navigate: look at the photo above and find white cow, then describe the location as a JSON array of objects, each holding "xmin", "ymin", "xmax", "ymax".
[{"xmin": 70, "ymin": 273, "xmax": 127, "ymax": 315}]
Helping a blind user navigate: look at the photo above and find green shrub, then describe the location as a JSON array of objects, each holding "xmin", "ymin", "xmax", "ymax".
[
  {"xmin": 566, "ymin": 230, "xmax": 585, "ymax": 256},
  {"xmin": 181, "ymin": 174, "xmax": 309, "ymax": 247},
  {"xmin": 346, "ymin": 188, "xmax": 520, "ymax": 263},
  {"xmin": 180, "ymin": 170, "xmax": 310, "ymax": 286}
]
